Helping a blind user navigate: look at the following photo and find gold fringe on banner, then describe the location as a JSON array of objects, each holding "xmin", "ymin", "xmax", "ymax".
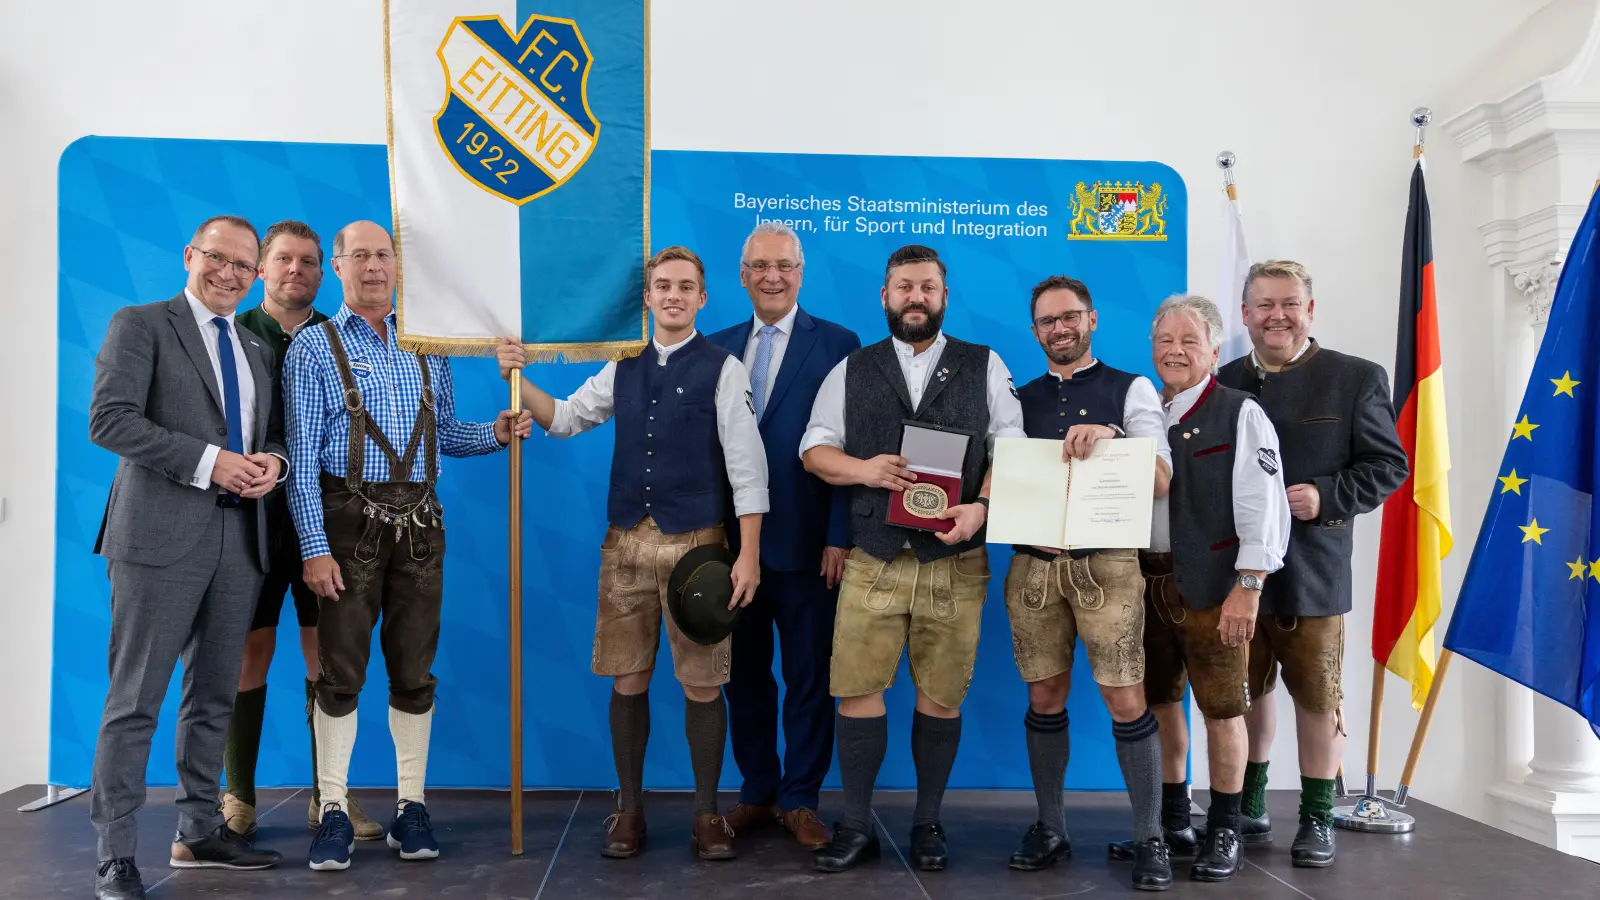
[{"xmin": 397, "ymin": 336, "xmax": 648, "ymax": 362}]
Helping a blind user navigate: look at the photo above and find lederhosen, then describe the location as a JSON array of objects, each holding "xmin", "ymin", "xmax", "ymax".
[{"xmin": 310, "ymin": 321, "xmax": 448, "ymax": 719}]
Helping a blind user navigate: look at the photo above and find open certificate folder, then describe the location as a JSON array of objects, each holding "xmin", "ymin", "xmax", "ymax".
[{"xmin": 986, "ymin": 437, "xmax": 1157, "ymax": 550}]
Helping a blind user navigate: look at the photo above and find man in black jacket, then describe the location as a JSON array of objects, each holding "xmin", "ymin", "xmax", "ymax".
[{"xmin": 1216, "ymin": 260, "xmax": 1408, "ymax": 868}]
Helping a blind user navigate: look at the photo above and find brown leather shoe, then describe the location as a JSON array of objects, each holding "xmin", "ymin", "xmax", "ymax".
[
  {"xmin": 602, "ymin": 812, "xmax": 647, "ymax": 859},
  {"xmin": 724, "ymin": 802, "xmax": 780, "ymax": 832},
  {"xmin": 691, "ymin": 813, "xmax": 736, "ymax": 861},
  {"xmin": 783, "ymin": 807, "xmax": 832, "ymax": 850}
]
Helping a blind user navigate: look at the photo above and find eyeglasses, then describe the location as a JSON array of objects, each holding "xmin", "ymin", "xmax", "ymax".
[
  {"xmin": 189, "ymin": 246, "xmax": 258, "ymax": 277},
  {"xmin": 335, "ymin": 250, "xmax": 395, "ymax": 266},
  {"xmin": 1033, "ymin": 311, "xmax": 1085, "ymax": 331},
  {"xmin": 743, "ymin": 260, "xmax": 800, "ymax": 273}
]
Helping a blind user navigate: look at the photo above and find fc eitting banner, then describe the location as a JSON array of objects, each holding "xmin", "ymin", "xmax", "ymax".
[{"xmin": 385, "ymin": 0, "xmax": 648, "ymax": 359}]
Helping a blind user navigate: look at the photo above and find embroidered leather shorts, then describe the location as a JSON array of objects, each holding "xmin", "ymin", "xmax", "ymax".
[
  {"xmin": 1003, "ymin": 549, "xmax": 1144, "ymax": 687},
  {"xmin": 1140, "ymin": 552, "xmax": 1251, "ymax": 720},
  {"xmin": 1248, "ymin": 612, "xmax": 1346, "ymax": 719},
  {"xmin": 592, "ymin": 518, "xmax": 731, "ymax": 688},
  {"xmin": 829, "ymin": 546, "xmax": 989, "ymax": 710}
]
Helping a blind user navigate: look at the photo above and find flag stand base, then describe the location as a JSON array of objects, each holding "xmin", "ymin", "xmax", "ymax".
[{"xmin": 1333, "ymin": 794, "xmax": 1415, "ymax": 834}]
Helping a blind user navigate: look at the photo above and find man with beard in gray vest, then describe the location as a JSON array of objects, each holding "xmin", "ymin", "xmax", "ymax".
[{"xmin": 800, "ymin": 244, "xmax": 1026, "ymax": 874}]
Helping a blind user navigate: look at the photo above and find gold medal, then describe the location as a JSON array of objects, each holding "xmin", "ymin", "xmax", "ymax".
[{"xmin": 902, "ymin": 483, "xmax": 949, "ymax": 519}]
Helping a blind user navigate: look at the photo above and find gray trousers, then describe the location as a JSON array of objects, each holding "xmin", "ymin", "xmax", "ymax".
[{"xmin": 90, "ymin": 503, "xmax": 263, "ymax": 861}]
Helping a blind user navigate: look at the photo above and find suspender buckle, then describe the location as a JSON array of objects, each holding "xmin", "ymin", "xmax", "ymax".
[{"xmin": 343, "ymin": 388, "xmax": 363, "ymax": 412}]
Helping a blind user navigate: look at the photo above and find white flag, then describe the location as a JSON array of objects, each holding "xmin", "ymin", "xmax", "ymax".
[{"xmin": 1218, "ymin": 186, "xmax": 1252, "ymax": 365}]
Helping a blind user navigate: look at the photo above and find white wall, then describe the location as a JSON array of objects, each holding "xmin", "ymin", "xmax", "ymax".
[{"xmin": 0, "ymin": 0, "xmax": 1549, "ymax": 821}]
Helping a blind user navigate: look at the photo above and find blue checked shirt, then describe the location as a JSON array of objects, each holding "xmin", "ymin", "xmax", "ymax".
[{"xmin": 284, "ymin": 305, "xmax": 504, "ymax": 560}]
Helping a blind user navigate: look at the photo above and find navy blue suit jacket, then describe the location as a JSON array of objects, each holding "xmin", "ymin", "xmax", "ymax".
[{"xmin": 708, "ymin": 307, "xmax": 861, "ymax": 573}]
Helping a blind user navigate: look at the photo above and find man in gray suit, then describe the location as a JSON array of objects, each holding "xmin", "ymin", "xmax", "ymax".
[{"xmin": 88, "ymin": 215, "xmax": 288, "ymax": 900}]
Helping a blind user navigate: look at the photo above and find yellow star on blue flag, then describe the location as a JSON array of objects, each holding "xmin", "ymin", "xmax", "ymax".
[{"xmin": 1445, "ymin": 187, "xmax": 1600, "ymax": 740}]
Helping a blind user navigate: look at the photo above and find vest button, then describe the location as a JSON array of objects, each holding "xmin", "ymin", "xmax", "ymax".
[
  {"xmin": 645, "ymin": 486, "xmax": 651, "ymax": 491},
  {"xmin": 647, "ymin": 433, "xmax": 653, "ymax": 438},
  {"xmin": 647, "ymin": 451, "xmax": 653, "ymax": 456},
  {"xmin": 648, "ymin": 415, "xmax": 654, "ymax": 421},
  {"xmin": 645, "ymin": 502, "xmax": 651, "ymax": 508},
  {"xmin": 652, "ymin": 400, "xmax": 657, "ymax": 404},
  {"xmin": 1080, "ymin": 409, "xmax": 1087, "ymax": 415},
  {"xmin": 1057, "ymin": 429, "xmax": 1064, "ymax": 435},
  {"xmin": 1059, "ymin": 412, "xmax": 1065, "ymax": 417},
  {"xmin": 646, "ymin": 468, "xmax": 651, "ymax": 473}
]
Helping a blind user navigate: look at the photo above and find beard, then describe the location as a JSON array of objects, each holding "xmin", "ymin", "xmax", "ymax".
[
  {"xmin": 1042, "ymin": 332, "xmax": 1089, "ymax": 365},
  {"xmin": 886, "ymin": 302, "xmax": 945, "ymax": 344}
]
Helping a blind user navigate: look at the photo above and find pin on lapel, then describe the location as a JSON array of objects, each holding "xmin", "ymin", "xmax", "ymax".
[{"xmin": 937, "ymin": 367, "xmax": 949, "ymax": 382}]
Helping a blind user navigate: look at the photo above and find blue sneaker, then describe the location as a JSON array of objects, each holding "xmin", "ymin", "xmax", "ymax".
[
  {"xmin": 308, "ymin": 805, "xmax": 355, "ymax": 871},
  {"xmin": 387, "ymin": 801, "xmax": 440, "ymax": 860}
]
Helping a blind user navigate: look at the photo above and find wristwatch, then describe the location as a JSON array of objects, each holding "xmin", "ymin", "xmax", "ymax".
[
  {"xmin": 974, "ymin": 497, "xmax": 990, "ymax": 509},
  {"xmin": 1236, "ymin": 573, "xmax": 1264, "ymax": 591}
]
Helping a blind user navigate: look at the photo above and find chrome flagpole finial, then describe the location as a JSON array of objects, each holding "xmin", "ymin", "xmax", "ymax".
[
  {"xmin": 1412, "ymin": 107, "xmax": 1433, "ymax": 156},
  {"xmin": 1216, "ymin": 151, "xmax": 1237, "ymax": 186}
]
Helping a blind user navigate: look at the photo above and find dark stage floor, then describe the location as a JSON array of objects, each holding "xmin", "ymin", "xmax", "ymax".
[{"xmin": 4, "ymin": 784, "xmax": 1595, "ymax": 899}]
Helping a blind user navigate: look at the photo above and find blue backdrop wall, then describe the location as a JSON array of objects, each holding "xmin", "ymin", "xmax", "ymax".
[{"xmin": 51, "ymin": 136, "xmax": 1186, "ymax": 791}]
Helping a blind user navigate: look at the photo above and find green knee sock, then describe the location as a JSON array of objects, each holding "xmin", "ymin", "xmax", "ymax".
[
  {"xmin": 1298, "ymin": 776, "xmax": 1336, "ymax": 822},
  {"xmin": 224, "ymin": 685, "xmax": 268, "ymax": 807},
  {"xmin": 306, "ymin": 678, "xmax": 322, "ymax": 807},
  {"xmin": 1242, "ymin": 760, "xmax": 1270, "ymax": 818}
]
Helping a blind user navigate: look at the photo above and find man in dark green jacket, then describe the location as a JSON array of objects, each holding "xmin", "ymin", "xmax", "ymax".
[{"xmin": 223, "ymin": 220, "xmax": 381, "ymax": 842}]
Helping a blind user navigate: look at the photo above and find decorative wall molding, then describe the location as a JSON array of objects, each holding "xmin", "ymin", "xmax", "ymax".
[{"xmin": 1509, "ymin": 256, "xmax": 1565, "ymax": 326}]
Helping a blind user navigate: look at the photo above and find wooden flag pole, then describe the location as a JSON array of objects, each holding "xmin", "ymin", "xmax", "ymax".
[
  {"xmin": 509, "ymin": 371, "xmax": 524, "ymax": 856},
  {"xmin": 1365, "ymin": 660, "xmax": 1386, "ymax": 798},
  {"xmin": 1394, "ymin": 649, "xmax": 1454, "ymax": 805}
]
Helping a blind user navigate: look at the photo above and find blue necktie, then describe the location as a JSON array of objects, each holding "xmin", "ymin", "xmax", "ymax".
[
  {"xmin": 750, "ymin": 324, "xmax": 778, "ymax": 421},
  {"xmin": 213, "ymin": 317, "xmax": 244, "ymax": 497}
]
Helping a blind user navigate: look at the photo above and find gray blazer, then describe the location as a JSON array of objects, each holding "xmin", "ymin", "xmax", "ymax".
[{"xmin": 90, "ymin": 293, "xmax": 286, "ymax": 569}]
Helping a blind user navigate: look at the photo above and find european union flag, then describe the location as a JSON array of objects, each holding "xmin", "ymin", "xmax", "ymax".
[{"xmin": 1444, "ymin": 187, "xmax": 1600, "ymax": 737}]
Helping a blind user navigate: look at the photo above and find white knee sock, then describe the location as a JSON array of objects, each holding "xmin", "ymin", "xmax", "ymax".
[
  {"xmin": 313, "ymin": 704, "xmax": 358, "ymax": 817},
  {"xmin": 390, "ymin": 705, "xmax": 434, "ymax": 806}
]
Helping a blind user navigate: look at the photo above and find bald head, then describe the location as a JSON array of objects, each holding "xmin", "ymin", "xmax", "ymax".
[{"xmin": 331, "ymin": 220, "xmax": 397, "ymax": 313}]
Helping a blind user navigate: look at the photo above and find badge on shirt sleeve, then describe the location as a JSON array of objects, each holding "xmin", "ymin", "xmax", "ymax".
[
  {"xmin": 1257, "ymin": 448, "xmax": 1279, "ymax": 475},
  {"xmin": 1007, "ymin": 376, "xmax": 1018, "ymax": 399},
  {"xmin": 744, "ymin": 389, "xmax": 756, "ymax": 415}
]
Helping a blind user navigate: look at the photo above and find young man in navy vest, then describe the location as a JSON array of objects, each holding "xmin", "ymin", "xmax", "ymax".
[
  {"xmin": 707, "ymin": 222, "xmax": 861, "ymax": 850},
  {"xmin": 1005, "ymin": 276, "xmax": 1175, "ymax": 890},
  {"xmin": 1148, "ymin": 294, "xmax": 1289, "ymax": 883},
  {"xmin": 508, "ymin": 246, "xmax": 769, "ymax": 862},
  {"xmin": 1217, "ymin": 261, "xmax": 1407, "ymax": 867},
  {"xmin": 800, "ymin": 244, "xmax": 1026, "ymax": 874}
]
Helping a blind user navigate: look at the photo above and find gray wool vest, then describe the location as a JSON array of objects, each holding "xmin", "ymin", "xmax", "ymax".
[
  {"xmin": 1168, "ymin": 379, "xmax": 1252, "ymax": 610},
  {"xmin": 843, "ymin": 336, "xmax": 992, "ymax": 563}
]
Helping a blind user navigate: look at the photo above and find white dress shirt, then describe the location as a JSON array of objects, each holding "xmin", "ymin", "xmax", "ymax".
[
  {"xmin": 799, "ymin": 331, "xmax": 1028, "ymax": 456},
  {"xmin": 1149, "ymin": 376, "xmax": 1290, "ymax": 573},
  {"xmin": 1047, "ymin": 360, "xmax": 1173, "ymax": 468},
  {"xmin": 1249, "ymin": 339, "xmax": 1312, "ymax": 372},
  {"xmin": 545, "ymin": 330, "xmax": 770, "ymax": 517},
  {"xmin": 185, "ymin": 289, "xmax": 257, "ymax": 489},
  {"xmin": 742, "ymin": 303, "xmax": 799, "ymax": 411}
]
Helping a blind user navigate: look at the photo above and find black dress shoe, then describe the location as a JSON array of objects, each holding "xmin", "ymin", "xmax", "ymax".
[
  {"xmin": 1131, "ymin": 838, "xmax": 1174, "ymax": 892},
  {"xmin": 170, "ymin": 824, "xmax": 283, "ymax": 870},
  {"xmin": 1196, "ymin": 809, "xmax": 1271, "ymax": 843},
  {"xmin": 1290, "ymin": 815, "xmax": 1336, "ymax": 867},
  {"xmin": 909, "ymin": 822, "xmax": 949, "ymax": 871},
  {"xmin": 95, "ymin": 858, "xmax": 146, "ymax": 900},
  {"xmin": 1008, "ymin": 822, "xmax": 1071, "ymax": 871},
  {"xmin": 1107, "ymin": 824, "xmax": 1197, "ymax": 861},
  {"xmin": 1189, "ymin": 826, "xmax": 1243, "ymax": 882},
  {"xmin": 814, "ymin": 823, "xmax": 880, "ymax": 873}
]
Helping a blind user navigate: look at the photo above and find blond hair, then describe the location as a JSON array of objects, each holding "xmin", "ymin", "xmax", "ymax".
[
  {"xmin": 647, "ymin": 245, "xmax": 705, "ymax": 288},
  {"xmin": 1243, "ymin": 259, "xmax": 1313, "ymax": 303}
]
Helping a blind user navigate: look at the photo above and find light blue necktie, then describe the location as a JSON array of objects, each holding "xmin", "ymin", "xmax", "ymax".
[
  {"xmin": 212, "ymin": 317, "xmax": 244, "ymax": 500},
  {"xmin": 750, "ymin": 324, "xmax": 778, "ymax": 421}
]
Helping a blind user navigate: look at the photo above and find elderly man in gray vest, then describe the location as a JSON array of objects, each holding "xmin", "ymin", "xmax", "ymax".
[
  {"xmin": 801, "ymin": 244, "xmax": 1026, "ymax": 874},
  {"xmin": 1147, "ymin": 294, "xmax": 1289, "ymax": 884},
  {"xmin": 1217, "ymin": 260, "xmax": 1407, "ymax": 867}
]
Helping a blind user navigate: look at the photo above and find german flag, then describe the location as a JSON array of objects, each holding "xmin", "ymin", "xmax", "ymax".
[{"xmin": 1373, "ymin": 159, "xmax": 1454, "ymax": 709}]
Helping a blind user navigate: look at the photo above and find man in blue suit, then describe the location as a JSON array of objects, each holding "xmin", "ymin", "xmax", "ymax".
[{"xmin": 708, "ymin": 222, "xmax": 861, "ymax": 850}]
